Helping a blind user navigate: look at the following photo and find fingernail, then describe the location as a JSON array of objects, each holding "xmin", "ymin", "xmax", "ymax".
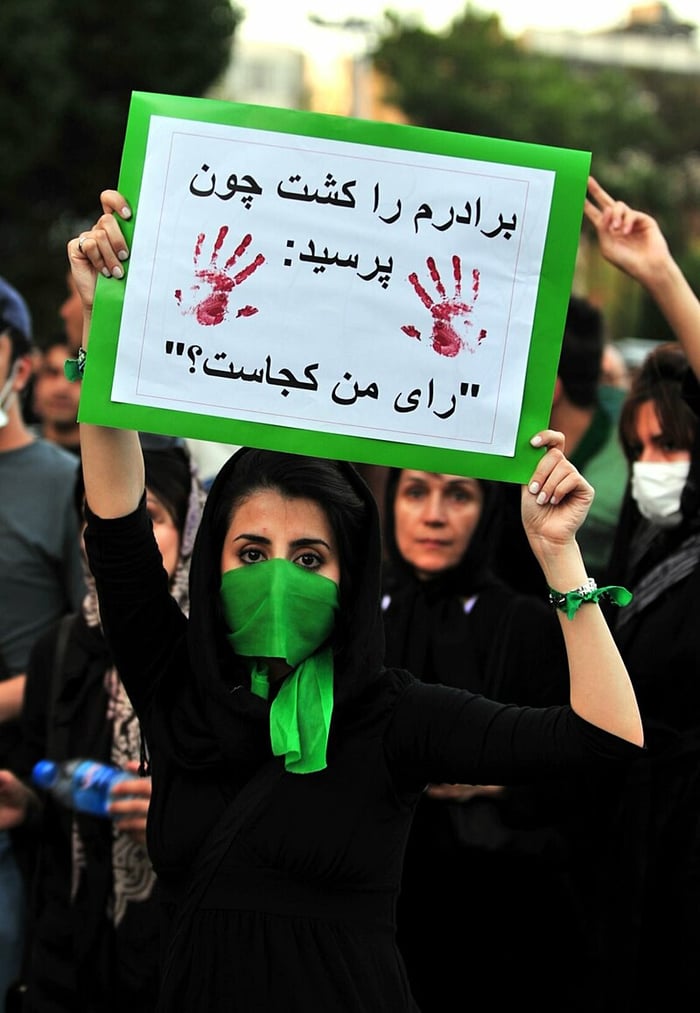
[
  {"xmin": 111, "ymin": 265, "xmax": 124, "ymax": 279},
  {"xmin": 529, "ymin": 481, "xmax": 540, "ymax": 495},
  {"xmin": 121, "ymin": 206, "xmax": 132, "ymax": 219},
  {"xmin": 536, "ymin": 491, "xmax": 548, "ymax": 505},
  {"xmin": 530, "ymin": 435, "xmax": 542, "ymax": 447},
  {"xmin": 102, "ymin": 267, "xmax": 111, "ymax": 278},
  {"xmin": 118, "ymin": 249, "xmax": 129, "ymax": 261}
]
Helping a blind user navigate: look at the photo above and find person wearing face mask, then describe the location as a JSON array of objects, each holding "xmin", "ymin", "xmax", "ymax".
[
  {"xmin": 64, "ymin": 188, "xmax": 645, "ymax": 1013},
  {"xmin": 611, "ymin": 342, "xmax": 698, "ymax": 583},
  {"xmin": 630, "ymin": 453, "xmax": 689, "ymax": 528},
  {"xmin": 578, "ymin": 178, "xmax": 700, "ymax": 1013}
]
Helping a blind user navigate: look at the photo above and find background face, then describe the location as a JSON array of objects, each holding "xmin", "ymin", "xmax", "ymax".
[
  {"xmin": 32, "ymin": 344, "xmax": 81, "ymax": 429},
  {"xmin": 393, "ymin": 470, "xmax": 483, "ymax": 579}
]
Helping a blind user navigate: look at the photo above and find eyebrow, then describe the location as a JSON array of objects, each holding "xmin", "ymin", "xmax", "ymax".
[
  {"xmin": 402, "ymin": 476, "xmax": 477, "ymax": 488},
  {"xmin": 233, "ymin": 533, "xmax": 332, "ymax": 550}
]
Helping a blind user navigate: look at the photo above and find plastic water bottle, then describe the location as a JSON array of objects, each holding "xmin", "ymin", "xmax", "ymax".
[{"xmin": 31, "ymin": 758, "xmax": 133, "ymax": 818}]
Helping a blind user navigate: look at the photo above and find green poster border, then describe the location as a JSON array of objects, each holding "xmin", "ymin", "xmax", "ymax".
[{"xmin": 79, "ymin": 90, "xmax": 590, "ymax": 483}]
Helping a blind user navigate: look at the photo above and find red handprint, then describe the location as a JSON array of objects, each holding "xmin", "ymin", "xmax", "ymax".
[
  {"xmin": 402, "ymin": 255, "xmax": 487, "ymax": 357},
  {"xmin": 174, "ymin": 226, "xmax": 265, "ymax": 326}
]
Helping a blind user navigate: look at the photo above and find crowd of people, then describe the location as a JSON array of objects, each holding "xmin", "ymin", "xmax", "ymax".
[
  {"xmin": 0, "ymin": 168, "xmax": 698, "ymax": 1013},
  {"xmin": 0, "ymin": 274, "xmax": 86, "ymax": 1011}
]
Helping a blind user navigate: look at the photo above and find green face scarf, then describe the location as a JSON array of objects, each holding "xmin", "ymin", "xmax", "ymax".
[{"xmin": 220, "ymin": 559, "xmax": 339, "ymax": 774}]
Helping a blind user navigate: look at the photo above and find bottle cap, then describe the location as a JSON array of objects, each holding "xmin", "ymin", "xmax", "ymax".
[{"xmin": 32, "ymin": 759, "xmax": 59, "ymax": 789}]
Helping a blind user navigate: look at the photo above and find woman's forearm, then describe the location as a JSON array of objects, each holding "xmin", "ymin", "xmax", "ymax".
[
  {"xmin": 524, "ymin": 453, "xmax": 644, "ymax": 748},
  {"xmin": 556, "ymin": 602, "xmax": 643, "ymax": 746},
  {"xmin": 585, "ymin": 176, "xmax": 700, "ymax": 380},
  {"xmin": 637, "ymin": 256, "xmax": 700, "ymax": 381},
  {"xmin": 71, "ymin": 195, "xmax": 145, "ymax": 519},
  {"xmin": 80, "ymin": 423, "xmax": 144, "ymax": 519}
]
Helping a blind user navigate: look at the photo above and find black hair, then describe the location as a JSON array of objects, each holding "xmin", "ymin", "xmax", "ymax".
[
  {"xmin": 4, "ymin": 327, "xmax": 32, "ymax": 362},
  {"xmin": 39, "ymin": 332, "xmax": 73, "ymax": 355},
  {"xmin": 74, "ymin": 445, "xmax": 193, "ymax": 537},
  {"xmin": 619, "ymin": 342, "xmax": 697, "ymax": 464},
  {"xmin": 143, "ymin": 447, "xmax": 192, "ymax": 537},
  {"xmin": 211, "ymin": 450, "xmax": 366, "ymax": 610},
  {"xmin": 605, "ymin": 343, "xmax": 700, "ymax": 584},
  {"xmin": 557, "ymin": 295, "xmax": 605, "ymax": 408},
  {"xmin": 187, "ymin": 447, "xmax": 385, "ymax": 725}
]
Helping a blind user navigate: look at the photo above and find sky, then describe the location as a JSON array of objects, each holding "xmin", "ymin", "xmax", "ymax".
[{"xmin": 237, "ymin": 1, "xmax": 700, "ymax": 51}]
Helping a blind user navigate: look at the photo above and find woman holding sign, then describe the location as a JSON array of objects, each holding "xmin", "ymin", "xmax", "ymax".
[{"xmin": 66, "ymin": 189, "xmax": 643, "ymax": 1013}]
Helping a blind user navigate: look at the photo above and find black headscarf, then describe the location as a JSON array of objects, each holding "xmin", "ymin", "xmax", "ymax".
[
  {"xmin": 381, "ymin": 468, "xmax": 510, "ymax": 682},
  {"xmin": 178, "ymin": 447, "xmax": 386, "ymax": 771},
  {"xmin": 382, "ymin": 468, "xmax": 505, "ymax": 597}
]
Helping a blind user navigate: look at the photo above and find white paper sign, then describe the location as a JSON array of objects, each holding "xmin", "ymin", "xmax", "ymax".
[{"xmin": 112, "ymin": 115, "xmax": 555, "ymax": 456}]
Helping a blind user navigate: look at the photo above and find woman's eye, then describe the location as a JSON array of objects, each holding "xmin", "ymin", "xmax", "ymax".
[
  {"xmin": 294, "ymin": 551, "xmax": 322, "ymax": 570},
  {"xmin": 240, "ymin": 547, "xmax": 266, "ymax": 564},
  {"xmin": 149, "ymin": 512, "xmax": 173, "ymax": 529},
  {"xmin": 449, "ymin": 489, "xmax": 472, "ymax": 504}
]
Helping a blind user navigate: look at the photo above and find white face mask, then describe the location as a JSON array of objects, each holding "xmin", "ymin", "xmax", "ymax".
[
  {"xmin": 0, "ymin": 360, "xmax": 19, "ymax": 428},
  {"xmin": 631, "ymin": 459, "xmax": 691, "ymax": 528}
]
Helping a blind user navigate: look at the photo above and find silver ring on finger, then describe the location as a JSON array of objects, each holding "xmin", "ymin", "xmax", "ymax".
[{"xmin": 78, "ymin": 234, "xmax": 88, "ymax": 253}]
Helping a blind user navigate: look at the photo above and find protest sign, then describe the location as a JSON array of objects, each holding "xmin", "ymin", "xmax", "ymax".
[{"xmin": 79, "ymin": 90, "xmax": 590, "ymax": 481}]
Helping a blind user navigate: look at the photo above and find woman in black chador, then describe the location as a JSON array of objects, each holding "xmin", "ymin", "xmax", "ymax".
[
  {"xmin": 381, "ymin": 468, "xmax": 590, "ymax": 1012},
  {"xmin": 581, "ymin": 176, "xmax": 700, "ymax": 1013}
]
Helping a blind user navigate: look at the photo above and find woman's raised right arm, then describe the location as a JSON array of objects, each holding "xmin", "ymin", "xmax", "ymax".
[
  {"xmin": 584, "ymin": 176, "xmax": 700, "ymax": 381},
  {"xmin": 68, "ymin": 190, "xmax": 144, "ymax": 517}
]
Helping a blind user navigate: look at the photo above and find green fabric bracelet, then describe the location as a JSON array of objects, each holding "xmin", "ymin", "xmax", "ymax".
[
  {"xmin": 548, "ymin": 577, "xmax": 633, "ymax": 620},
  {"xmin": 64, "ymin": 346, "xmax": 86, "ymax": 382}
]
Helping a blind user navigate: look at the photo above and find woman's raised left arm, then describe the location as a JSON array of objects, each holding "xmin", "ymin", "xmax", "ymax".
[{"xmin": 522, "ymin": 430, "xmax": 644, "ymax": 746}]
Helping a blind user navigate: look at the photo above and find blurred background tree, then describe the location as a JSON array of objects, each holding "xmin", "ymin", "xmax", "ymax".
[
  {"xmin": 2, "ymin": 1, "xmax": 698, "ymax": 348},
  {"xmin": 0, "ymin": 0, "xmax": 242, "ymax": 343},
  {"xmin": 371, "ymin": 5, "xmax": 700, "ymax": 343}
]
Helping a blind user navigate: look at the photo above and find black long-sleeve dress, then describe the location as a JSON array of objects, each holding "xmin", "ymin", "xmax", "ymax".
[
  {"xmin": 380, "ymin": 471, "xmax": 592, "ymax": 1013},
  {"xmin": 84, "ymin": 450, "xmax": 642, "ymax": 1013},
  {"xmin": 589, "ymin": 398, "xmax": 700, "ymax": 1013}
]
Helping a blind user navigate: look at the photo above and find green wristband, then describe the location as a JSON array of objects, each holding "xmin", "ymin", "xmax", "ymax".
[
  {"xmin": 64, "ymin": 346, "xmax": 86, "ymax": 382},
  {"xmin": 548, "ymin": 578, "xmax": 633, "ymax": 620}
]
